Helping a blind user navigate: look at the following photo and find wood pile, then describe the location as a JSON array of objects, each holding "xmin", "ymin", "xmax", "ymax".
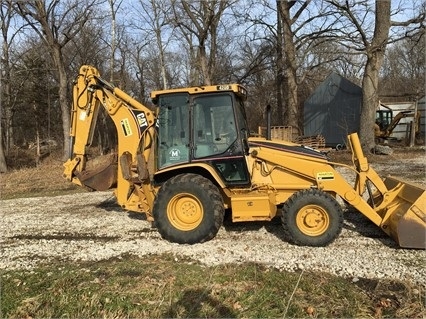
[
  {"xmin": 257, "ymin": 126, "xmax": 327, "ymax": 149},
  {"xmin": 293, "ymin": 135, "xmax": 326, "ymax": 148},
  {"xmin": 257, "ymin": 126, "xmax": 299, "ymax": 142}
]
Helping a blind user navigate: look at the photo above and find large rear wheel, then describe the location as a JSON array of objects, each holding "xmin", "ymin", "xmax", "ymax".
[
  {"xmin": 281, "ymin": 189, "xmax": 343, "ymax": 246},
  {"xmin": 153, "ymin": 173, "xmax": 224, "ymax": 244}
]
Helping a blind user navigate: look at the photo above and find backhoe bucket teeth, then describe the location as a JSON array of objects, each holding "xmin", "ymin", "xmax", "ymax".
[
  {"xmin": 379, "ymin": 177, "xmax": 426, "ymax": 249},
  {"xmin": 76, "ymin": 154, "xmax": 118, "ymax": 191}
]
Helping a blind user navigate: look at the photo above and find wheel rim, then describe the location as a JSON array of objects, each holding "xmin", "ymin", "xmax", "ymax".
[
  {"xmin": 167, "ymin": 193, "xmax": 203, "ymax": 231},
  {"xmin": 296, "ymin": 204, "xmax": 330, "ymax": 236}
]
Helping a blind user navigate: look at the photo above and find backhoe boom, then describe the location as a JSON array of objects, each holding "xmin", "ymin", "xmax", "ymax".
[{"xmin": 64, "ymin": 65, "xmax": 157, "ymax": 217}]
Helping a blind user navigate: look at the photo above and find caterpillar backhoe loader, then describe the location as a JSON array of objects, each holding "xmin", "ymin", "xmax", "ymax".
[{"xmin": 64, "ymin": 65, "xmax": 426, "ymax": 249}]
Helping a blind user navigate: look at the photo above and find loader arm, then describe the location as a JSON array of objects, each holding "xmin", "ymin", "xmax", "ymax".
[
  {"xmin": 249, "ymin": 133, "xmax": 426, "ymax": 248},
  {"xmin": 249, "ymin": 140, "xmax": 385, "ymax": 227},
  {"xmin": 64, "ymin": 65, "xmax": 157, "ymax": 217},
  {"xmin": 347, "ymin": 133, "xmax": 426, "ymax": 248}
]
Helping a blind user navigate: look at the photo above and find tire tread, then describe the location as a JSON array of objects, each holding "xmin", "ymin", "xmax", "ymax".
[
  {"xmin": 281, "ymin": 189, "xmax": 343, "ymax": 247},
  {"xmin": 153, "ymin": 173, "xmax": 224, "ymax": 244}
]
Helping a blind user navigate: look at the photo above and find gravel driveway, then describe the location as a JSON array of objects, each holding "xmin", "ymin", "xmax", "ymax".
[{"xmin": 1, "ymin": 160, "xmax": 425, "ymax": 286}]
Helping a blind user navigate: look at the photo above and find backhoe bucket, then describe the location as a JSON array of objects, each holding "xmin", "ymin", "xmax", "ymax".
[
  {"xmin": 379, "ymin": 177, "xmax": 426, "ymax": 249},
  {"xmin": 76, "ymin": 154, "xmax": 118, "ymax": 191}
]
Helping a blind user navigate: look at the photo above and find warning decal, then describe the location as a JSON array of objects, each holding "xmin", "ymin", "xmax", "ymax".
[
  {"xmin": 79, "ymin": 111, "xmax": 87, "ymax": 121},
  {"xmin": 121, "ymin": 118, "xmax": 132, "ymax": 136},
  {"xmin": 317, "ymin": 172, "xmax": 334, "ymax": 180}
]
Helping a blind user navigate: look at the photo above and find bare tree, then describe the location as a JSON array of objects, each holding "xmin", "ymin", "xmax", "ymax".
[
  {"xmin": 381, "ymin": 30, "xmax": 425, "ymax": 97},
  {"xmin": 133, "ymin": 0, "xmax": 173, "ymax": 89},
  {"xmin": 108, "ymin": 0, "xmax": 123, "ymax": 82},
  {"xmin": 361, "ymin": 1, "xmax": 390, "ymax": 151},
  {"xmin": 327, "ymin": 0, "xmax": 425, "ymax": 151},
  {"xmin": 13, "ymin": 0, "xmax": 100, "ymax": 159},
  {"xmin": 0, "ymin": 0, "xmax": 16, "ymax": 172},
  {"xmin": 66, "ymin": 19, "xmax": 108, "ymax": 71},
  {"xmin": 240, "ymin": 1, "xmax": 344, "ymax": 131},
  {"xmin": 172, "ymin": 0, "xmax": 235, "ymax": 86},
  {"xmin": 276, "ymin": 0, "xmax": 312, "ymax": 130}
]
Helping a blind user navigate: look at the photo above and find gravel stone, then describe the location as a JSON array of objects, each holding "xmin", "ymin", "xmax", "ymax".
[{"xmin": 1, "ymin": 162, "xmax": 425, "ymax": 286}]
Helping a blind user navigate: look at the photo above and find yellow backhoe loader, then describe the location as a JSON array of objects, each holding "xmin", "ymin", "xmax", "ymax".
[{"xmin": 64, "ymin": 65, "xmax": 426, "ymax": 249}]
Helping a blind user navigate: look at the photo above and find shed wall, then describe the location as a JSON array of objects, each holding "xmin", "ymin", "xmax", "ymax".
[{"xmin": 304, "ymin": 73, "xmax": 362, "ymax": 147}]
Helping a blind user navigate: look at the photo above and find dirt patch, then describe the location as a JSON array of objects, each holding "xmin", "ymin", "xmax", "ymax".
[{"xmin": 329, "ymin": 146, "xmax": 426, "ymax": 186}]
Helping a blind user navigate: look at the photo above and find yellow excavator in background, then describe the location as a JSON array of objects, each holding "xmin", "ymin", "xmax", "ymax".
[
  {"xmin": 64, "ymin": 66, "xmax": 426, "ymax": 249},
  {"xmin": 375, "ymin": 105, "xmax": 421, "ymax": 141}
]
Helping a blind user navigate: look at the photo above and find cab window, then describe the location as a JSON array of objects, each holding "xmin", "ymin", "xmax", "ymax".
[
  {"xmin": 156, "ymin": 94, "xmax": 190, "ymax": 168},
  {"xmin": 193, "ymin": 94, "xmax": 237, "ymax": 158}
]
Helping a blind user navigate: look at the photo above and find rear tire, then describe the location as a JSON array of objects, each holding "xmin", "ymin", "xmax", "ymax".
[
  {"xmin": 281, "ymin": 189, "xmax": 343, "ymax": 246},
  {"xmin": 153, "ymin": 173, "xmax": 224, "ymax": 244}
]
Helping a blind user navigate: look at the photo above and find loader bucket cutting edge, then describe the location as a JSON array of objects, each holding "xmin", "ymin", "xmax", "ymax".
[
  {"xmin": 381, "ymin": 176, "xmax": 426, "ymax": 249},
  {"xmin": 76, "ymin": 154, "xmax": 118, "ymax": 191}
]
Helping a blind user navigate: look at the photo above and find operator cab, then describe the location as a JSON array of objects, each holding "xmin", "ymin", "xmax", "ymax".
[
  {"xmin": 151, "ymin": 84, "xmax": 250, "ymax": 185},
  {"xmin": 376, "ymin": 109, "xmax": 393, "ymax": 131}
]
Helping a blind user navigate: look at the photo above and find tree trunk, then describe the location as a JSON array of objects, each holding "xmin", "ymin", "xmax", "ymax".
[
  {"xmin": 198, "ymin": 43, "xmax": 211, "ymax": 85},
  {"xmin": 0, "ymin": 149, "xmax": 7, "ymax": 173},
  {"xmin": 359, "ymin": 0, "xmax": 391, "ymax": 152},
  {"xmin": 156, "ymin": 26, "xmax": 168, "ymax": 89},
  {"xmin": 134, "ymin": 46, "xmax": 147, "ymax": 103},
  {"xmin": 2, "ymin": 40, "xmax": 13, "ymax": 157},
  {"xmin": 1, "ymin": 1, "xmax": 14, "ymax": 162},
  {"xmin": 276, "ymin": 0, "xmax": 284, "ymax": 125},
  {"xmin": 52, "ymin": 46, "xmax": 71, "ymax": 160},
  {"xmin": 109, "ymin": 0, "xmax": 116, "ymax": 82},
  {"xmin": 0, "ymin": 121, "xmax": 7, "ymax": 172},
  {"xmin": 278, "ymin": 1, "xmax": 299, "ymax": 131},
  {"xmin": 188, "ymin": 45, "xmax": 198, "ymax": 86},
  {"xmin": 360, "ymin": 59, "xmax": 380, "ymax": 151}
]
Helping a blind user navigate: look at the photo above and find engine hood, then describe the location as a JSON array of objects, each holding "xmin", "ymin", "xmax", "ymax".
[{"xmin": 248, "ymin": 137, "xmax": 328, "ymax": 160}]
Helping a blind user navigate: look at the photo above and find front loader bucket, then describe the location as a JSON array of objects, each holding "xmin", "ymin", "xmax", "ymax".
[
  {"xmin": 380, "ymin": 177, "xmax": 426, "ymax": 249},
  {"xmin": 76, "ymin": 154, "xmax": 118, "ymax": 191}
]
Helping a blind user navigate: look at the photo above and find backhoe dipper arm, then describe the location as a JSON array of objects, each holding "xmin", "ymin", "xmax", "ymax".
[{"xmin": 64, "ymin": 65, "xmax": 157, "ymax": 216}]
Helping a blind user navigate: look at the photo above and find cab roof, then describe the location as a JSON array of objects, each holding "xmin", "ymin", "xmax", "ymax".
[{"xmin": 150, "ymin": 84, "xmax": 247, "ymax": 103}]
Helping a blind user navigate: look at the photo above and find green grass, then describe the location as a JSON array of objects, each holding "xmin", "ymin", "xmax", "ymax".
[{"xmin": 1, "ymin": 254, "xmax": 424, "ymax": 318}]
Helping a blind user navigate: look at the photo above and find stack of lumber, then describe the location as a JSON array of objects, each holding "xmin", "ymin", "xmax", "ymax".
[
  {"xmin": 257, "ymin": 126, "xmax": 299, "ymax": 142},
  {"xmin": 292, "ymin": 135, "xmax": 326, "ymax": 149}
]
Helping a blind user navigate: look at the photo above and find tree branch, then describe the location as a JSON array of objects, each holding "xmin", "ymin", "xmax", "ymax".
[
  {"xmin": 391, "ymin": 12, "xmax": 425, "ymax": 27},
  {"xmin": 291, "ymin": 0, "xmax": 311, "ymax": 25}
]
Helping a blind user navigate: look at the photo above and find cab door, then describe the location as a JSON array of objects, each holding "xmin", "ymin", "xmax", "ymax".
[
  {"xmin": 192, "ymin": 94, "xmax": 250, "ymax": 186},
  {"xmin": 156, "ymin": 93, "xmax": 190, "ymax": 168}
]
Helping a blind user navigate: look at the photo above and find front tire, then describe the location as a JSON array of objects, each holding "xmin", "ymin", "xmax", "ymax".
[
  {"xmin": 281, "ymin": 189, "xmax": 343, "ymax": 246},
  {"xmin": 153, "ymin": 173, "xmax": 224, "ymax": 244}
]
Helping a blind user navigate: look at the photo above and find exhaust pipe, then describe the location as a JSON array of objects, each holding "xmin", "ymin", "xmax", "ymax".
[{"xmin": 266, "ymin": 104, "xmax": 271, "ymax": 140}]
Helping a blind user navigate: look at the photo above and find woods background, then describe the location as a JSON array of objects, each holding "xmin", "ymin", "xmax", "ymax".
[{"xmin": 0, "ymin": 0, "xmax": 424, "ymax": 172}]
